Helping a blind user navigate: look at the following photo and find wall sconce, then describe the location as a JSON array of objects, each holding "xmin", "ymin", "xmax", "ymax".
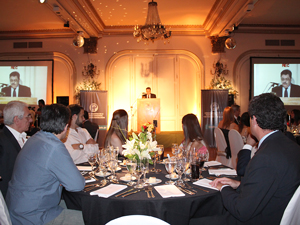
[{"xmin": 211, "ymin": 61, "xmax": 228, "ymax": 77}]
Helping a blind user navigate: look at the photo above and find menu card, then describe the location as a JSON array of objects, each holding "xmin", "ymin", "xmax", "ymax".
[{"xmin": 154, "ymin": 185, "xmax": 185, "ymax": 198}]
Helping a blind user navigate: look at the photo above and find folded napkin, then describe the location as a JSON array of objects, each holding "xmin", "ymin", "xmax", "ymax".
[
  {"xmin": 154, "ymin": 185, "xmax": 185, "ymax": 198},
  {"xmin": 208, "ymin": 168, "xmax": 237, "ymax": 176},
  {"xmin": 77, "ymin": 166, "xmax": 92, "ymax": 171},
  {"xmin": 204, "ymin": 161, "xmax": 222, "ymax": 167},
  {"xmin": 90, "ymin": 184, "xmax": 127, "ymax": 198},
  {"xmin": 193, "ymin": 178, "xmax": 219, "ymax": 191}
]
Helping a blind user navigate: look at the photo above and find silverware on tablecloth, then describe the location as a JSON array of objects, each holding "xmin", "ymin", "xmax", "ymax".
[
  {"xmin": 148, "ymin": 186, "xmax": 155, "ymax": 198},
  {"xmin": 192, "ymin": 186, "xmax": 209, "ymax": 193},
  {"xmin": 184, "ymin": 183, "xmax": 197, "ymax": 192},
  {"xmin": 84, "ymin": 184, "xmax": 101, "ymax": 192},
  {"xmin": 121, "ymin": 189, "xmax": 141, "ymax": 198},
  {"xmin": 177, "ymin": 186, "xmax": 196, "ymax": 195},
  {"xmin": 115, "ymin": 188, "xmax": 134, "ymax": 197},
  {"xmin": 144, "ymin": 186, "xmax": 151, "ymax": 198}
]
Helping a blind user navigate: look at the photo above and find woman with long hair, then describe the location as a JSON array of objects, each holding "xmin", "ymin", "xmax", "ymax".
[
  {"xmin": 104, "ymin": 109, "xmax": 128, "ymax": 155},
  {"xmin": 181, "ymin": 113, "xmax": 208, "ymax": 155},
  {"xmin": 238, "ymin": 112, "xmax": 251, "ymax": 143},
  {"xmin": 218, "ymin": 106, "xmax": 239, "ymax": 131}
]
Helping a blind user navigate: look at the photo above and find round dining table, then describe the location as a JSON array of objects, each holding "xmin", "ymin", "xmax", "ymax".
[{"xmin": 63, "ymin": 162, "xmax": 224, "ymax": 225}]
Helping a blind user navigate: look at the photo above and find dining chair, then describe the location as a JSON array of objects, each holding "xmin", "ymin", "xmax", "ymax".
[
  {"xmin": 0, "ymin": 190, "xmax": 12, "ymax": 225},
  {"xmin": 214, "ymin": 127, "xmax": 232, "ymax": 168},
  {"xmin": 280, "ymin": 185, "xmax": 300, "ymax": 225},
  {"xmin": 105, "ymin": 215, "xmax": 170, "ymax": 225},
  {"xmin": 94, "ymin": 129, "xmax": 99, "ymax": 142},
  {"xmin": 228, "ymin": 129, "xmax": 244, "ymax": 170}
]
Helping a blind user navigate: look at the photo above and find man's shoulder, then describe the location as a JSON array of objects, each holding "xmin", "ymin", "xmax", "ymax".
[
  {"xmin": 272, "ymin": 85, "xmax": 282, "ymax": 91},
  {"xmin": 291, "ymin": 83, "xmax": 300, "ymax": 89},
  {"xmin": 19, "ymin": 84, "xmax": 31, "ymax": 90}
]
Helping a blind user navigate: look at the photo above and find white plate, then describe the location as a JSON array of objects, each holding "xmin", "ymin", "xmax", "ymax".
[
  {"xmin": 95, "ymin": 172, "xmax": 111, "ymax": 177},
  {"xmin": 107, "ymin": 167, "xmax": 122, "ymax": 172},
  {"xmin": 146, "ymin": 178, "xmax": 162, "ymax": 185},
  {"xmin": 165, "ymin": 174, "xmax": 179, "ymax": 180},
  {"xmin": 120, "ymin": 176, "xmax": 137, "ymax": 182},
  {"xmin": 119, "ymin": 162, "xmax": 126, "ymax": 167}
]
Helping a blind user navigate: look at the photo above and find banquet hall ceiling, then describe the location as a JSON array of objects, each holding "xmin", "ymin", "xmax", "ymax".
[{"xmin": 0, "ymin": 0, "xmax": 299, "ymax": 40}]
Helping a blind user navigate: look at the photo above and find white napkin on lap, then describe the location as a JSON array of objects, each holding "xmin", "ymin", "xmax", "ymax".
[
  {"xmin": 154, "ymin": 185, "xmax": 185, "ymax": 198},
  {"xmin": 208, "ymin": 168, "xmax": 237, "ymax": 176},
  {"xmin": 77, "ymin": 166, "xmax": 92, "ymax": 171},
  {"xmin": 90, "ymin": 184, "xmax": 127, "ymax": 198},
  {"xmin": 204, "ymin": 161, "xmax": 222, "ymax": 167},
  {"xmin": 193, "ymin": 178, "xmax": 219, "ymax": 191}
]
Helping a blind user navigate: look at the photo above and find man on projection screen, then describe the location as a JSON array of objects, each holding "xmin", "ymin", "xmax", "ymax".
[
  {"xmin": 2, "ymin": 71, "xmax": 31, "ymax": 97},
  {"xmin": 271, "ymin": 69, "xmax": 300, "ymax": 97}
]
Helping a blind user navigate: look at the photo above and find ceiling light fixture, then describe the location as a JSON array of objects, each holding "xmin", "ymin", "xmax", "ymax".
[
  {"xmin": 133, "ymin": 0, "xmax": 171, "ymax": 43},
  {"xmin": 73, "ymin": 31, "xmax": 84, "ymax": 48},
  {"xmin": 39, "ymin": 0, "xmax": 47, "ymax": 3}
]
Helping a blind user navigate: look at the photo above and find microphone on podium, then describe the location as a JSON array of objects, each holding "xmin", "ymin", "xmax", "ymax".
[{"xmin": 270, "ymin": 82, "xmax": 279, "ymax": 87}]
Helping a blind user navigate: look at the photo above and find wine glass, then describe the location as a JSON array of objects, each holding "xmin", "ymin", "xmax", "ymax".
[
  {"xmin": 156, "ymin": 145, "xmax": 164, "ymax": 162},
  {"xmin": 164, "ymin": 158, "xmax": 177, "ymax": 185},
  {"xmin": 141, "ymin": 158, "xmax": 149, "ymax": 184},
  {"xmin": 175, "ymin": 158, "xmax": 184, "ymax": 186},
  {"xmin": 171, "ymin": 143, "xmax": 178, "ymax": 157},
  {"xmin": 134, "ymin": 160, "xmax": 144, "ymax": 189},
  {"xmin": 87, "ymin": 152, "xmax": 97, "ymax": 177},
  {"xmin": 108, "ymin": 152, "xmax": 118, "ymax": 183},
  {"xmin": 125, "ymin": 159, "xmax": 137, "ymax": 186},
  {"xmin": 150, "ymin": 150, "xmax": 161, "ymax": 173},
  {"xmin": 182, "ymin": 156, "xmax": 190, "ymax": 182},
  {"xmin": 98, "ymin": 149, "xmax": 109, "ymax": 186}
]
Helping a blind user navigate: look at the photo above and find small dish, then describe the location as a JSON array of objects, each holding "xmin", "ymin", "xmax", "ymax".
[
  {"xmin": 120, "ymin": 176, "xmax": 137, "ymax": 182},
  {"xmin": 165, "ymin": 174, "xmax": 179, "ymax": 180},
  {"xmin": 95, "ymin": 171, "xmax": 111, "ymax": 177},
  {"xmin": 107, "ymin": 167, "xmax": 122, "ymax": 172},
  {"xmin": 146, "ymin": 178, "xmax": 162, "ymax": 185}
]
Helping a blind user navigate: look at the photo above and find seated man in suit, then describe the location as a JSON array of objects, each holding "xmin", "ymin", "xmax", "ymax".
[
  {"xmin": 190, "ymin": 93, "xmax": 300, "ymax": 225},
  {"xmin": 82, "ymin": 110, "xmax": 99, "ymax": 140},
  {"xmin": 0, "ymin": 101, "xmax": 32, "ymax": 197},
  {"xmin": 62, "ymin": 104, "xmax": 97, "ymax": 164},
  {"xmin": 1, "ymin": 71, "xmax": 31, "ymax": 97},
  {"xmin": 231, "ymin": 104, "xmax": 241, "ymax": 125},
  {"xmin": 142, "ymin": 87, "xmax": 156, "ymax": 98},
  {"xmin": 272, "ymin": 69, "xmax": 300, "ymax": 97}
]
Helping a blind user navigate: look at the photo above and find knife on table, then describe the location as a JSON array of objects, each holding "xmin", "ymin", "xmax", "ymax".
[
  {"xmin": 121, "ymin": 189, "xmax": 141, "ymax": 198},
  {"xmin": 115, "ymin": 188, "xmax": 134, "ymax": 197}
]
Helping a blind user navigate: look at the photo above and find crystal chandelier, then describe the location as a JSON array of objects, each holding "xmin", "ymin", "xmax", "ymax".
[
  {"xmin": 133, "ymin": 0, "xmax": 171, "ymax": 43},
  {"xmin": 82, "ymin": 62, "xmax": 100, "ymax": 79}
]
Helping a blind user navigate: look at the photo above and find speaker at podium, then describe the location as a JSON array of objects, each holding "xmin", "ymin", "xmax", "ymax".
[{"xmin": 137, "ymin": 98, "xmax": 160, "ymax": 133}]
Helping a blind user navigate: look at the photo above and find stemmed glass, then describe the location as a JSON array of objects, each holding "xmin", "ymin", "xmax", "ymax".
[
  {"xmin": 125, "ymin": 159, "xmax": 137, "ymax": 186},
  {"xmin": 134, "ymin": 160, "xmax": 144, "ymax": 189},
  {"xmin": 172, "ymin": 143, "xmax": 178, "ymax": 158},
  {"xmin": 87, "ymin": 152, "xmax": 97, "ymax": 177},
  {"xmin": 156, "ymin": 145, "xmax": 164, "ymax": 162},
  {"xmin": 107, "ymin": 148, "xmax": 119, "ymax": 183},
  {"xmin": 98, "ymin": 149, "xmax": 109, "ymax": 186},
  {"xmin": 150, "ymin": 150, "xmax": 161, "ymax": 173},
  {"xmin": 141, "ymin": 158, "xmax": 149, "ymax": 184},
  {"xmin": 164, "ymin": 157, "xmax": 177, "ymax": 185},
  {"xmin": 182, "ymin": 156, "xmax": 191, "ymax": 182},
  {"xmin": 175, "ymin": 158, "xmax": 184, "ymax": 186}
]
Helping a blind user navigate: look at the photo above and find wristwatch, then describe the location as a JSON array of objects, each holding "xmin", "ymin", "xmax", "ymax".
[{"xmin": 79, "ymin": 144, "xmax": 84, "ymax": 150}]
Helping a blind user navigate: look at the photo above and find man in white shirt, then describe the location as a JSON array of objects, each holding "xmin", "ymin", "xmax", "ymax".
[
  {"xmin": 0, "ymin": 100, "xmax": 32, "ymax": 197},
  {"xmin": 63, "ymin": 104, "xmax": 97, "ymax": 164}
]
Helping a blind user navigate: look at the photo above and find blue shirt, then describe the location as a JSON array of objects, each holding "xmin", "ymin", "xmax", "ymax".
[{"xmin": 6, "ymin": 131, "xmax": 85, "ymax": 225}]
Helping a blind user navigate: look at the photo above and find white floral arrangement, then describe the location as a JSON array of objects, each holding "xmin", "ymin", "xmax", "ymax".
[
  {"xmin": 209, "ymin": 76, "xmax": 238, "ymax": 97},
  {"xmin": 122, "ymin": 126, "xmax": 157, "ymax": 162}
]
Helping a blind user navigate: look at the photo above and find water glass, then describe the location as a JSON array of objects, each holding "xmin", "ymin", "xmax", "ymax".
[
  {"xmin": 125, "ymin": 159, "xmax": 137, "ymax": 186},
  {"xmin": 164, "ymin": 158, "xmax": 177, "ymax": 185}
]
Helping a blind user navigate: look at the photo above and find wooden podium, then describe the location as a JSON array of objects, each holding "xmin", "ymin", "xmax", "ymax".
[{"xmin": 137, "ymin": 98, "xmax": 161, "ymax": 133}]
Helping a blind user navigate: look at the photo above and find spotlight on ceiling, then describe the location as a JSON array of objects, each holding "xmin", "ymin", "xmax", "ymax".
[
  {"xmin": 73, "ymin": 31, "xmax": 84, "ymax": 48},
  {"xmin": 39, "ymin": 0, "xmax": 47, "ymax": 3}
]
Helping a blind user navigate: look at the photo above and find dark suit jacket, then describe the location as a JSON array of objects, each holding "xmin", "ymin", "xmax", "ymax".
[
  {"xmin": 0, "ymin": 126, "xmax": 21, "ymax": 198},
  {"xmin": 142, "ymin": 93, "xmax": 156, "ymax": 98},
  {"xmin": 271, "ymin": 84, "xmax": 300, "ymax": 97},
  {"xmin": 1, "ymin": 84, "xmax": 31, "ymax": 97},
  {"xmin": 83, "ymin": 120, "xmax": 99, "ymax": 139},
  {"xmin": 221, "ymin": 131, "xmax": 300, "ymax": 224}
]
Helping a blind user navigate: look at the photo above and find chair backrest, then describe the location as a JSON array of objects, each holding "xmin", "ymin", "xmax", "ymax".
[
  {"xmin": 0, "ymin": 191, "xmax": 12, "ymax": 225},
  {"xmin": 280, "ymin": 185, "xmax": 300, "ymax": 225},
  {"xmin": 214, "ymin": 127, "xmax": 227, "ymax": 152},
  {"xmin": 94, "ymin": 129, "xmax": 99, "ymax": 142},
  {"xmin": 228, "ymin": 129, "xmax": 244, "ymax": 169},
  {"xmin": 105, "ymin": 215, "xmax": 170, "ymax": 225}
]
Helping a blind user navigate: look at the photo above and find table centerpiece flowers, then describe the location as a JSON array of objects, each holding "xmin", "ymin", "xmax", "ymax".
[{"xmin": 122, "ymin": 125, "xmax": 157, "ymax": 163}]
